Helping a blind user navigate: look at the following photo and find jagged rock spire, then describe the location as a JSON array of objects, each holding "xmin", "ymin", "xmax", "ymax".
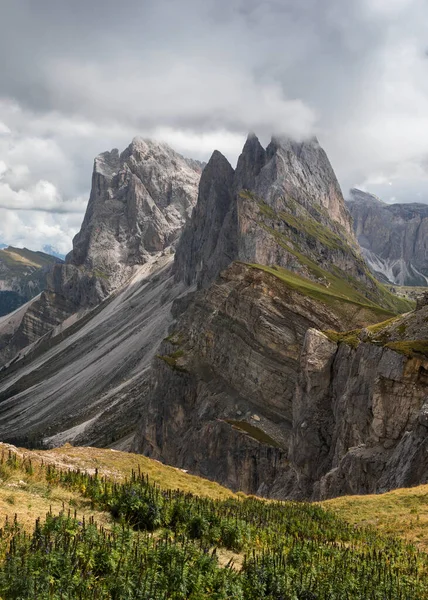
[
  {"xmin": 234, "ymin": 132, "xmax": 267, "ymax": 191},
  {"xmin": 174, "ymin": 150, "xmax": 236, "ymax": 286},
  {"xmin": 175, "ymin": 131, "xmax": 356, "ymax": 288}
]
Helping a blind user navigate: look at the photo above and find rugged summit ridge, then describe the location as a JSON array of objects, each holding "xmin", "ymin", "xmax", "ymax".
[
  {"xmin": 347, "ymin": 188, "xmax": 428, "ymax": 285},
  {"xmin": 0, "ymin": 139, "xmax": 201, "ymax": 365},
  {"xmin": 175, "ymin": 134, "xmax": 361, "ymax": 291},
  {"xmin": 70, "ymin": 138, "xmax": 201, "ymax": 288},
  {"xmin": 175, "ymin": 134, "xmax": 403, "ymax": 314}
]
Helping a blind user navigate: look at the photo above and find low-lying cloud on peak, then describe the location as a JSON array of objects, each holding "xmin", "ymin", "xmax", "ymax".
[{"xmin": 0, "ymin": 0, "xmax": 428, "ymax": 251}]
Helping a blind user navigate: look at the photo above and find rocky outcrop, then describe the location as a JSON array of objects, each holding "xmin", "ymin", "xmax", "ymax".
[
  {"xmin": 0, "ymin": 139, "xmax": 201, "ymax": 366},
  {"xmin": 133, "ymin": 261, "xmax": 403, "ymax": 498},
  {"xmin": 0, "ymin": 247, "xmax": 62, "ymax": 317},
  {"xmin": 347, "ymin": 188, "xmax": 428, "ymax": 285},
  {"xmin": 133, "ymin": 260, "xmax": 428, "ymax": 499},
  {"xmin": 295, "ymin": 307, "xmax": 428, "ymax": 498}
]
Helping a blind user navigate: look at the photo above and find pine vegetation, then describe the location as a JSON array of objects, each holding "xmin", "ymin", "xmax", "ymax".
[{"xmin": 0, "ymin": 450, "xmax": 427, "ymax": 599}]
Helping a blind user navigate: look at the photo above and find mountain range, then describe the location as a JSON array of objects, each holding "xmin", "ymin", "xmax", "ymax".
[
  {"xmin": 0, "ymin": 247, "xmax": 62, "ymax": 317},
  {"xmin": 0, "ymin": 134, "xmax": 427, "ymax": 502},
  {"xmin": 347, "ymin": 188, "xmax": 428, "ymax": 286}
]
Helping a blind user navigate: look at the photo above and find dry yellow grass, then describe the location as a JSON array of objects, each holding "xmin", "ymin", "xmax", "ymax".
[
  {"xmin": 2, "ymin": 249, "xmax": 39, "ymax": 267},
  {"xmin": 0, "ymin": 486, "xmax": 111, "ymax": 532},
  {"xmin": 2, "ymin": 442, "xmax": 428, "ymax": 554},
  {"xmin": 322, "ymin": 484, "xmax": 428, "ymax": 551},
  {"xmin": 0, "ymin": 443, "xmax": 236, "ymax": 501},
  {"xmin": 0, "ymin": 451, "xmax": 112, "ymax": 532},
  {"xmin": 217, "ymin": 548, "xmax": 244, "ymax": 570},
  {"xmin": 0, "ymin": 442, "xmax": 235, "ymax": 538}
]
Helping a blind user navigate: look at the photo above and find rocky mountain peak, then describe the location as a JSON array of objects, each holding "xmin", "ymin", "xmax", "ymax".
[
  {"xmin": 174, "ymin": 149, "xmax": 236, "ymax": 286},
  {"xmin": 265, "ymin": 135, "xmax": 352, "ymax": 233},
  {"xmin": 175, "ymin": 131, "xmax": 360, "ymax": 290},
  {"xmin": 93, "ymin": 148, "xmax": 121, "ymax": 178},
  {"xmin": 234, "ymin": 133, "xmax": 266, "ymax": 190},
  {"xmin": 0, "ymin": 139, "xmax": 202, "ymax": 366},
  {"xmin": 69, "ymin": 138, "xmax": 201, "ymax": 289}
]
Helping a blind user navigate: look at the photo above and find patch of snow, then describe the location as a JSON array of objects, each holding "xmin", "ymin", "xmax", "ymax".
[{"xmin": 361, "ymin": 249, "xmax": 428, "ymax": 286}]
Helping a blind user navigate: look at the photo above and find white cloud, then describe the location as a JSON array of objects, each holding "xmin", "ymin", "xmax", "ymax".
[
  {"xmin": 0, "ymin": 0, "xmax": 428, "ymax": 253},
  {"xmin": 0, "ymin": 209, "xmax": 81, "ymax": 255},
  {"xmin": 364, "ymin": 0, "xmax": 415, "ymax": 16},
  {"xmin": 43, "ymin": 58, "xmax": 317, "ymax": 142}
]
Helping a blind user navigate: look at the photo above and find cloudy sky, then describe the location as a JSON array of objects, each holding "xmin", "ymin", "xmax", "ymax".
[{"xmin": 1, "ymin": 0, "xmax": 428, "ymax": 253}]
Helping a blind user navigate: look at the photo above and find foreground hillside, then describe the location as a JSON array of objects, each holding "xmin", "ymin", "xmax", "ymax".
[{"xmin": 0, "ymin": 443, "xmax": 427, "ymax": 598}]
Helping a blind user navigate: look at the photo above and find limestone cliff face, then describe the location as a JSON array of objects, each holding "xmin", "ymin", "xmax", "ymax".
[
  {"xmin": 70, "ymin": 138, "xmax": 201, "ymax": 289},
  {"xmin": 294, "ymin": 306, "xmax": 428, "ymax": 498},
  {"xmin": 0, "ymin": 139, "xmax": 201, "ymax": 366},
  {"xmin": 133, "ymin": 262, "xmax": 400, "ymax": 498},
  {"xmin": 347, "ymin": 188, "xmax": 428, "ymax": 285}
]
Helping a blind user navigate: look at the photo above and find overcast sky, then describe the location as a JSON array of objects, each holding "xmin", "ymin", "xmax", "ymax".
[{"xmin": 1, "ymin": 0, "xmax": 428, "ymax": 253}]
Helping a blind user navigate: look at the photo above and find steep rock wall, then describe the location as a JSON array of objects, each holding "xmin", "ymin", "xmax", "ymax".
[
  {"xmin": 134, "ymin": 262, "xmax": 398, "ymax": 498},
  {"xmin": 296, "ymin": 325, "xmax": 428, "ymax": 498}
]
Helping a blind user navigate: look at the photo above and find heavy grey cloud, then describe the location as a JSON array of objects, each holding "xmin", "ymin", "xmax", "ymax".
[{"xmin": 0, "ymin": 0, "xmax": 427, "ymax": 251}]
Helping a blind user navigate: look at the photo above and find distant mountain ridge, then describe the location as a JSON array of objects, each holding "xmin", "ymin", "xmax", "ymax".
[
  {"xmin": 0, "ymin": 246, "xmax": 62, "ymax": 317},
  {"xmin": 42, "ymin": 245, "xmax": 66, "ymax": 260},
  {"xmin": 347, "ymin": 188, "xmax": 428, "ymax": 286}
]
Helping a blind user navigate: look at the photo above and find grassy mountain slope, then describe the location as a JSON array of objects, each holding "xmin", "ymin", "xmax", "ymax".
[
  {"xmin": 243, "ymin": 190, "xmax": 414, "ymax": 316},
  {"xmin": 0, "ymin": 442, "xmax": 234, "ymax": 528},
  {"xmin": 247, "ymin": 263, "xmax": 405, "ymax": 328},
  {"xmin": 3, "ymin": 442, "xmax": 424, "ymax": 551},
  {"xmin": 0, "ymin": 247, "xmax": 59, "ymax": 271},
  {"xmin": 324, "ymin": 485, "xmax": 428, "ymax": 553},
  {"xmin": 323, "ymin": 303, "xmax": 428, "ymax": 358},
  {"xmin": 0, "ymin": 443, "xmax": 427, "ymax": 598}
]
